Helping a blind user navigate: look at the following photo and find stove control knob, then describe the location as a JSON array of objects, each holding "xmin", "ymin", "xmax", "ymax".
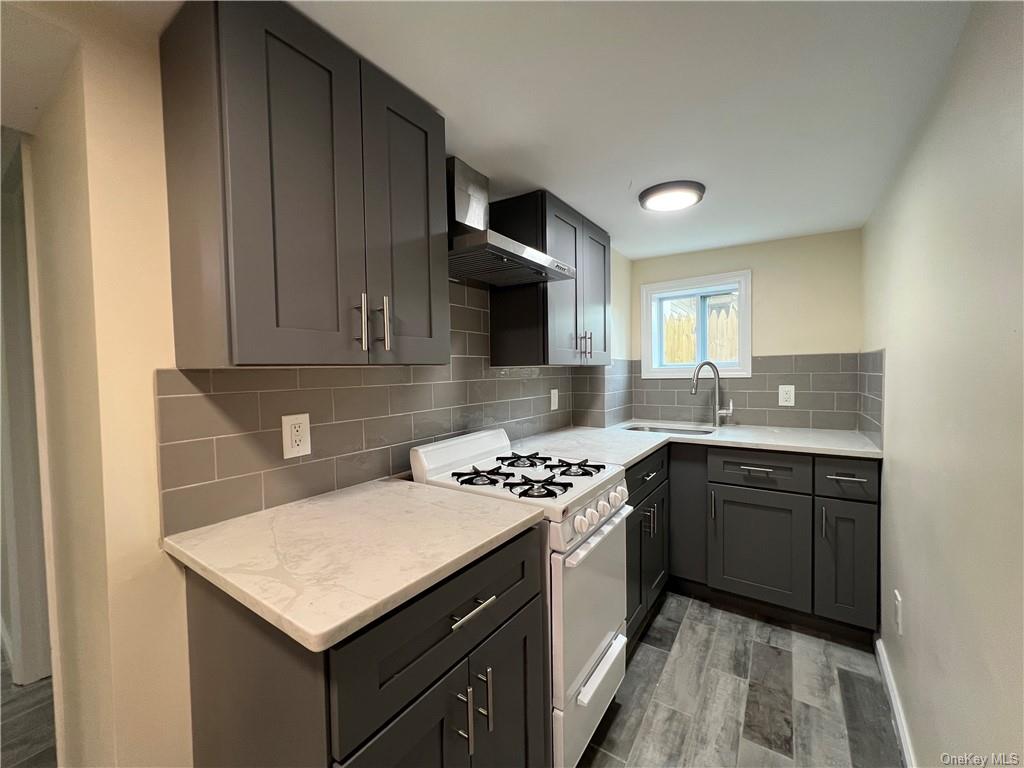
[
  {"xmin": 617, "ymin": 485, "xmax": 629, "ymax": 501},
  {"xmin": 586, "ymin": 508, "xmax": 600, "ymax": 526},
  {"xmin": 573, "ymin": 515, "xmax": 590, "ymax": 534},
  {"xmin": 597, "ymin": 500, "xmax": 611, "ymax": 516},
  {"xmin": 609, "ymin": 491, "xmax": 623, "ymax": 508}
]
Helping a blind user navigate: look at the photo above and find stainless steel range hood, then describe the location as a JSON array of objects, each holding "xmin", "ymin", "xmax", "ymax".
[{"xmin": 447, "ymin": 157, "xmax": 575, "ymax": 286}]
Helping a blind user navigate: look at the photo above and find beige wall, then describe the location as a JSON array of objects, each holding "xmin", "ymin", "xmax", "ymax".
[
  {"xmin": 862, "ymin": 3, "xmax": 1023, "ymax": 764},
  {"xmin": 610, "ymin": 248, "xmax": 632, "ymax": 359},
  {"xmin": 22, "ymin": 3, "xmax": 192, "ymax": 765},
  {"xmin": 629, "ymin": 229, "xmax": 863, "ymax": 358}
]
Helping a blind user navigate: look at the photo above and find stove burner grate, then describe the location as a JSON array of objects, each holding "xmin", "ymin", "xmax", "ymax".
[
  {"xmin": 503, "ymin": 473, "xmax": 574, "ymax": 499},
  {"xmin": 451, "ymin": 465, "xmax": 514, "ymax": 486},
  {"xmin": 544, "ymin": 458, "xmax": 607, "ymax": 478},
  {"xmin": 495, "ymin": 452, "xmax": 552, "ymax": 469}
]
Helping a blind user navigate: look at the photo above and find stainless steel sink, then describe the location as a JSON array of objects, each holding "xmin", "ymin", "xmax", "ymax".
[{"xmin": 626, "ymin": 425, "xmax": 715, "ymax": 436}]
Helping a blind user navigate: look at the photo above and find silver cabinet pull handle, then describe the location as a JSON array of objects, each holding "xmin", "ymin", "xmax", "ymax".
[
  {"xmin": 653, "ymin": 502, "xmax": 658, "ymax": 536},
  {"xmin": 375, "ymin": 295, "xmax": 392, "ymax": 351},
  {"xmin": 450, "ymin": 594, "xmax": 496, "ymax": 631},
  {"xmin": 476, "ymin": 667, "xmax": 494, "ymax": 732},
  {"xmin": 739, "ymin": 465, "xmax": 774, "ymax": 474},
  {"xmin": 642, "ymin": 471, "xmax": 657, "ymax": 482},
  {"xmin": 821, "ymin": 506, "xmax": 827, "ymax": 541},
  {"xmin": 354, "ymin": 292, "xmax": 369, "ymax": 351},
  {"xmin": 710, "ymin": 489, "xmax": 716, "ymax": 520},
  {"xmin": 825, "ymin": 474, "xmax": 868, "ymax": 483},
  {"xmin": 587, "ymin": 330, "xmax": 594, "ymax": 358},
  {"xmin": 456, "ymin": 685, "xmax": 475, "ymax": 755}
]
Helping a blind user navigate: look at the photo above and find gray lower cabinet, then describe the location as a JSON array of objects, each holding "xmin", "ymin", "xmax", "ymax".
[
  {"xmin": 814, "ymin": 498, "xmax": 879, "ymax": 629},
  {"xmin": 625, "ymin": 501, "xmax": 647, "ymax": 644},
  {"xmin": 668, "ymin": 443, "xmax": 708, "ymax": 583},
  {"xmin": 340, "ymin": 597, "xmax": 546, "ymax": 768},
  {"xmin": 707, "ymin": 484, "xmax": 813, "ymax": 612},
  {"xmin": 339, "ymin": 660, "xmax": 472, "ymax": 768},
  {"xmin": 625, "ymin": 480, "xmax": 669, "ymax": 650},
  {"xmin": 640, "ymin": 482, "xmax": 669, "ymax": 612},
  {"xmin": 160, "ymin": 1, "xmax": 448, "ymax": 367}
]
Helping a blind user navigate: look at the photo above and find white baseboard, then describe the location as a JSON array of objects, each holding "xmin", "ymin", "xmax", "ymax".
[{"xmin": 875, "ymin": 637, "xmax": 917, "ymax": 768}]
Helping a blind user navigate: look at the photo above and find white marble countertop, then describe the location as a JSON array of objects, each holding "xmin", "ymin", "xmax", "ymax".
[
  {"xmin": 513, "ymin": 420, "xmax": 883, "ymax": 466},
  {"xmin": 162, "ymin": 478, "xmax": 544, "ymax": 652}
]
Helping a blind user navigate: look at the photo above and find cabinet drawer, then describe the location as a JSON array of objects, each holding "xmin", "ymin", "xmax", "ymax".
[
  {"xmin": 708, "ymin": 448, "xmax": 812, "ymax": 494},
  {"xmin": 815, "ymin": 457, "xmax": 880, "ymax": 502},
  {"xmin": 328, "ymin": 527, "xmax": 541, "ymax": 761},
  {"xmin": 626, "ymin": 447, "xmax": 668, "ymax": 502}
]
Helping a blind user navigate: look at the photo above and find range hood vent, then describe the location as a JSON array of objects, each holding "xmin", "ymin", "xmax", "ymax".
[{"xmin": 447, "ymin": 157, "xmax": 575, "ymax": 286}]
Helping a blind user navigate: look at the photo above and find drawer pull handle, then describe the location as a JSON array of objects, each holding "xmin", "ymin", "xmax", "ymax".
[
  {"xmin": 456, "ymin": 686, "xmax": 475, "ymax": 755},
  {"xmin": 476, "ymin": 667, "xmax": 494, "ymax": 732},
  {"xmin": 821, "ymin": 506, "xmax": 827, "ymax": 541},
  {"xmin": 710, "ymin": 489, "xmax": 716, "ymax": 521},
  {"xmin": 825, "ymin": 474, "xmax": 868, "ymax": 483},
  {"xmin": 450, "ymin": 594, "xmax": 497, "ymax": 632},
  {"xmin": 642, "ymin": 471, "xmax": 658, "ymax": 482},
  {"xmin": 739, "ymin": 465, "xmax": 775, "ymax": 474}
]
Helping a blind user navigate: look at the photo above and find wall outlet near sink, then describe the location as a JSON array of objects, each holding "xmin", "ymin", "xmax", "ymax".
[
  {"xmin": 778, "ymin": 385, "xmax": 795, "ymax": 407},
  {"xmin": 282, "ymin": 413, "xmax": 311, "ymax": 459}
]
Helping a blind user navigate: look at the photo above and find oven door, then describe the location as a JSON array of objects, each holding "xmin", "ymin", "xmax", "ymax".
[{"xmin": 550, "ymin": 505, "xmax": 630, "ymax": 710}]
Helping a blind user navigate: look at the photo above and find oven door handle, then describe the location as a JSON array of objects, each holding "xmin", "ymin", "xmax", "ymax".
[
  {"xmin": 577, "ymin": 633, "xmax": 627, "ymax": 707},
  {"xmin": 564, "ymin": 506, "xmax": 632, "ymax": 569}
]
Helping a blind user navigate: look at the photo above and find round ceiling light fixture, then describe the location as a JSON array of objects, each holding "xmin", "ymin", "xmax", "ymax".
[{"xmin": 638, "ymin": 180, "xmax": 706, "ymax": 212}]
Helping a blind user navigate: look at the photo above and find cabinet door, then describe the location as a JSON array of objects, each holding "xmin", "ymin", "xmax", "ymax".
[
  {"xmin": 625, "ymin": 506, "xmax": 647, "ymax": 643},
  {"xmin": 218, "ymin": 2, "xmax": 368, "ymax": 364},
  {"xmin": 707, "ymin": 484, "xmax": 813, "ymax": 612},
  {"xmin": 362, "ymin": 62, "xmax": 450, "ymax": 364},
  {"xmin": 543, "ymin": 195, "xmax": 584, "ymax": 365},
  {"xmin": 581, "ymin": 219, "xmax": 611, "ymax": 366},
  {"xmin": 640, "ymin": 482, "xmax": 669, "ymax": 610},
  {"xmin": 469, "ymin": 597, "xmax": 546, "ymax": 768},
  {"xmin": 669, "ymin": 443, "xmax": 709, "ymax": 583},
  {"xmin": 340, "ymin": 661, "xmax": 472, "ymax": 768},
  {"xmin": 814, "ymin": 498, "xmax": 878, "ymax": 629}
]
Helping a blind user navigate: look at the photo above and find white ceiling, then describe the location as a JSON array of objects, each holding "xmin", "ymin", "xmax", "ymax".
[
  {"xmin": 296, "ymin": 1, "xmax": 968, "ymax": 258},
  {"xmin": 1, "ymin": 4, "xmax": 78, "ymax": 134}
]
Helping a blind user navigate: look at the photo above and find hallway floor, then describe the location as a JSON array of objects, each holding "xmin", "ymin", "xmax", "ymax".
[
  {"xmin": 584, "ymin": 594, "xmax": 903, "ymax": 768},
  {"xmin": 1, "ymin": 655, "xmax": 56, "ymax": 768}
]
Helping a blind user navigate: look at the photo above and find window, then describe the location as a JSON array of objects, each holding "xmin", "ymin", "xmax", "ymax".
[{"xmin": 641, "ymin": 270, "xmax": 751, "ymax": 378}]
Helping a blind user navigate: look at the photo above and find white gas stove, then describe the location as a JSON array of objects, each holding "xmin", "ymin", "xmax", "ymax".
[
  {"xmin": 410, "ymin": 429, "xmax": 629, "ymax": 553},
  {"xmin": 411, "ymin": 429, "xmax": 630, "ymax": 768}
]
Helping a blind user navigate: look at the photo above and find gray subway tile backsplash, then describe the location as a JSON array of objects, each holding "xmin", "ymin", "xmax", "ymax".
[
  {"xmin": 156, "ymin": 285, "xmax": 575, "ymax": 535},
  {"xmin": 630, "ymin": 352, "xmax": 884, "ymax": 446}
]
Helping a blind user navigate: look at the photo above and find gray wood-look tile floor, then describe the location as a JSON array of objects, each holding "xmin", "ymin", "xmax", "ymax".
[
  {"xmin": 2, "ymin": 656, "xmax": 57, "ymax": 768},
  {"xmin": 584, "ymin": 594, "xmax": 903, "ymax": 768}
]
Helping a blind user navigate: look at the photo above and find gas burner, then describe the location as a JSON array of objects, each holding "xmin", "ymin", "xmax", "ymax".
[
  {"xmin": 503, "ymin": 473, "xmax": 574, "ymax": 499},
  {"xmin": 496, "ymin": 452, "xmax": 552, "ymax": 469},
  {"xmin": 544, "ymin": 459, "xmax": 607, "ymax": 478},
  {"xmin": 451, "ymin": 465, "xmax": 515, "ymax": 487}
]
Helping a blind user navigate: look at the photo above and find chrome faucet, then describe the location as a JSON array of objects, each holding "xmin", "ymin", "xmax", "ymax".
[{"xmin": 690, "ymin": 360, "xmax": 734, "ymax": 428}]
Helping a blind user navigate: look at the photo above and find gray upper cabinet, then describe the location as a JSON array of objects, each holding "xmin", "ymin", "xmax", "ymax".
[
  {"xmin": 160, "ymin": 2, "xmax": 449, "ymax": 367},
  {"xmin": 361, "ymin": 62, "xmax": 450, "ymax": 365},
  {"xmin": 488, "ymin": 191, "xmax": 611, "ymax": 366},
  {"xmin": 707, "ymin": 484, "xmax": 813, "ymax": 612},
  {"xmin": 581, "ymin": 219, "xmax": 611, "ymax": 366},
  {"xmin": 814, "ymin": 497, "xmax": 878, "ymax": 629}
]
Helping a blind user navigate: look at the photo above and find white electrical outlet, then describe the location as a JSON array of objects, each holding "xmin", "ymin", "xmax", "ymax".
[
  {"xmin": 550, "ymin": 388, "xmax": 558, "ymax": 411},
  {"xmin": 281, "ymin": 413, "xmax": 311, "ymax": 459},
  {"xmin": 778, "ymin": 385, "xmax": 795, "ymax": 407},
  {"xmin": 894, "ymin": 589, "xmax": 903, "ymax": 635}
]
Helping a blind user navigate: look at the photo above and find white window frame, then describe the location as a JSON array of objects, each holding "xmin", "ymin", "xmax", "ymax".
[{"xmin": 640, "ymin": 270, "xmax": 752, "ymax": 379}]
